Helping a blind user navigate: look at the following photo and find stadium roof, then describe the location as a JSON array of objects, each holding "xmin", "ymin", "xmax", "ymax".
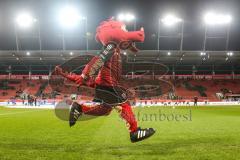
[
  {"xmin": 0, "ymin": 50, "xmax": 239, "ymax": 75},
  {"xmin": 0, "ymin": 50, "xmax": 239, "ymax": 64}
]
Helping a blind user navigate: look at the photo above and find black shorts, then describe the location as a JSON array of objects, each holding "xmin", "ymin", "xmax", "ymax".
[{"xmin": 93, "ymin": 85, "xmax": 128, "ymax": 105}]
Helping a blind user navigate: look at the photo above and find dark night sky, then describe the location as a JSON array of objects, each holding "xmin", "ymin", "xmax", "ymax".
[{"xmin": 0, "ymin": 0, "xmax": 239, "ymax": 51}]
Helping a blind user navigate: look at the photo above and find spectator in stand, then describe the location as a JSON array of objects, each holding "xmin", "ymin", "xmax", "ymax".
[
  {"xmin": 194, "ymin": 96, "xmax": 198, "ymax": 106},
  {"xmin": 34, "ymin": 97, "xmax": 37, "ymax": 106},
  {"xmin": 22, "ymin": 98, "xmax": 24, "ymax": 105},
  {"xmin": 27, "ymin": 95, "xmax": 30, "ymax": 106}
]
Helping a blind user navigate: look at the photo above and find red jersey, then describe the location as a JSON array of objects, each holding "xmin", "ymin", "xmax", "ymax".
[{"xmin": 95, "ymin": 51, "xmax": 121, "ymax": 86}]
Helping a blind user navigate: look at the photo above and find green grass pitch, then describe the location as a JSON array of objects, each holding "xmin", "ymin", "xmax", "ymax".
[{"xmin": 0, "ymin": 105, "xmax": 240, "ymax": 160}]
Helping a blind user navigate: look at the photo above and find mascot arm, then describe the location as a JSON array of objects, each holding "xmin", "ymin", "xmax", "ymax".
[
  {"xmin": 62, "ymin": 43, "xmax": 116, "ymax": 86},
  {"xmin": 65, "ymin": 73, "xmax": 84, "ymax": 84},
  {"xmin": 65, "ymin": 73, "xmax": 95, "ymax": 87}
]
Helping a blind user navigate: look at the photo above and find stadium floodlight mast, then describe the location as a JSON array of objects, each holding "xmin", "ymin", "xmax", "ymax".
[
  {"xmin": 161, "ymin": 15, "xmax": 182, "ymax": 26},
  {"xmin": 158, "ymin": 14, "xmax": 184, "ymax": 51},
  {"xmin": 58, "ymin": 6, "xmax": 86, "ymax": 28},
  {"xmin": 58, "ymin": 6, "xmax": 88, "ymax": 51},
  {"xmin": 204, "ymin": 12, "xmax": 232, "ymax": 26},
  {"xmin": 14, "ymin": 12, "xmax": 41, "ymax": 51},
  {"xmin": 15, "ymin": 12, "xmax": 37, "ymax": 28},
  {"xmin": 117, "ymin": 13, "xmax": 136, "ymax": 30},
  {"xmin": 203, "ymin": 12, "xmax": 232, "ymax": 51}
]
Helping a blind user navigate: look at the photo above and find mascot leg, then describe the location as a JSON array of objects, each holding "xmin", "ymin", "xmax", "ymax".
[
  {"xmin": 82, "ymin": 104, "xmax": 112, "ymax": 116},
  {"xmin": 119, "ymin": 102, "xmax": 138, "ymax": 133},
  {"xmin": 118, "ymin": 102, "xmax": 156, "ymax": 143},
  {"xmin": 69, "ymin": 102, "xmax": 112, "ymax": 127}
]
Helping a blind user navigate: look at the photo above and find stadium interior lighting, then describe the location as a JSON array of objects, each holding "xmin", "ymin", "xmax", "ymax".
[
  {"xmin": 227, "ymin": 52, "xmax": 233, "ymax": 56},
  {"xmin": 15, "ymin": 12, "xmax": 37, "ymax": 28},
  {"xmin": 167, "ymin": 52, "xmax": 171, "ymax": 56},
  {"xmin": 59, "ymin": 6, "xmax": 85, "ymax": 28},
  {"xmin": 204, "ymin": 12, "xmax": 232, "ymax": 25},
  {"xmin": 26, "ymin": 52, "xmax": 30, "ymax": 56},
  {"xmin": 117, "ymin": 13, "xmax": 135, "ymax": 22},
  {"xmin": 69, "ymin": 52, "xmax": 73, "ymax": 56},
  {"xmin": 161, "ymin": 14, "xmax": 182, "ymax": 26},
  {"xmin": 200, "ymin": 52, "xmax": 206, "ymax": 56}
]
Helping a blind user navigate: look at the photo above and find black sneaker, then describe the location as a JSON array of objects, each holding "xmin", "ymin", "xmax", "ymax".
[
  {"xmin": 130, "ymin": 127, "xmax": 155, "ymax": 143},
  {"xmin": 69, "ymin": 102, "xmax": 82, "ymax": 127}
]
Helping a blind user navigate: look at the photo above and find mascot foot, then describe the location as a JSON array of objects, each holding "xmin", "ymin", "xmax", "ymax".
[
  {"xmin": 69, "ymin": 102, "xmax": 82, "ymax": 127},
  {"xmin": 130, "ymin": 127, "xmax": 155, "ymax": 143}
]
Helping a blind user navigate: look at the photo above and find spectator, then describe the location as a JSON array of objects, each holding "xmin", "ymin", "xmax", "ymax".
[{"xmin": 194, "ymin": 96, "xmax": 198, "ymax": 106}]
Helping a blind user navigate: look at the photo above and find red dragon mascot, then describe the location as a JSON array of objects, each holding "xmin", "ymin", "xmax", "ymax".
[{"xmin": 55, "ymin": 18, "xmax": 155, "ymax": 142}]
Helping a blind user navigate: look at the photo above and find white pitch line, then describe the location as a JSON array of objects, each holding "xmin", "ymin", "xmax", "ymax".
[{"xmin": 0, "ymin": 110, "xmax": 41, "ymax": 116}]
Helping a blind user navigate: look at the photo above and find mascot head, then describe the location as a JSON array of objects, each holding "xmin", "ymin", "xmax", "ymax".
[{"xmin": 95, "ymin": 18, "xmax": 145, "ymax": 52}]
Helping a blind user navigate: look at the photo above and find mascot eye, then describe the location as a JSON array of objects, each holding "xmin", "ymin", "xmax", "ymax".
[{"xmin": 121, "ymin": 25, "xmax": 128, "ymax": 32}]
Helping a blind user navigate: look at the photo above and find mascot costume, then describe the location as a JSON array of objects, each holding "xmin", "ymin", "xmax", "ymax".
[{"xmin": 55, "ymin": 18, "xmax": 155, "ymax": 143}]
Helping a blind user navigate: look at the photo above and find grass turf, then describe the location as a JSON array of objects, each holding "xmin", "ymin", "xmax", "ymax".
[{"xmin": 0, "ymin": 105, "xmax": 240, "ymax": 160}]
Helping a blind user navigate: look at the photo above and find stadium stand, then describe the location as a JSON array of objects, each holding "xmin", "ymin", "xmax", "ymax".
[
  {"xmin": 0, "ymin": 51, "xmax": 240, "ymax": 105},
  {"xmin": 1, "ymin": 75, "xmax": 240, "ymax": 104}
]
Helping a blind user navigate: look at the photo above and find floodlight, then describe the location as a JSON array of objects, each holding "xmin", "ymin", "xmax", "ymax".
[
  {"xmin": 15, "ymin": 12, "xmax": 37, "ymax": 28},
  {"xmin": 117, "ymin": 13, "xmax": 135, "ymax": 22},
  {"xmin": 161, "ymin": 15, "xmax": 182, "ymax": 26},
  {"xmin": 167, "ymin": 52, "xmax": 171, "ymax": 56},
  {"xmin": 26, "ymin": 52, "xmax": 30, "ymax": 56},
  {"xmin": 59, "ymin": 6, "xmax": 85, "ymax": 28},
  {"xmin": 69, "ymin": 52, "xmax": 74, "ymax": 56},
  {"xmin": 204, "ymin": 12, "xmax": 232, "ymax": 25},
  {"xmin": 227, "ymin": 52, "xmax": 233, "ymax": 56},
  {"xmin": 200, "ymin": 52, "xmax": 206, "ymax": 56},
  {"xmin": 118, "ymin": 14, "xmax": 125, "ymax": 21}
]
